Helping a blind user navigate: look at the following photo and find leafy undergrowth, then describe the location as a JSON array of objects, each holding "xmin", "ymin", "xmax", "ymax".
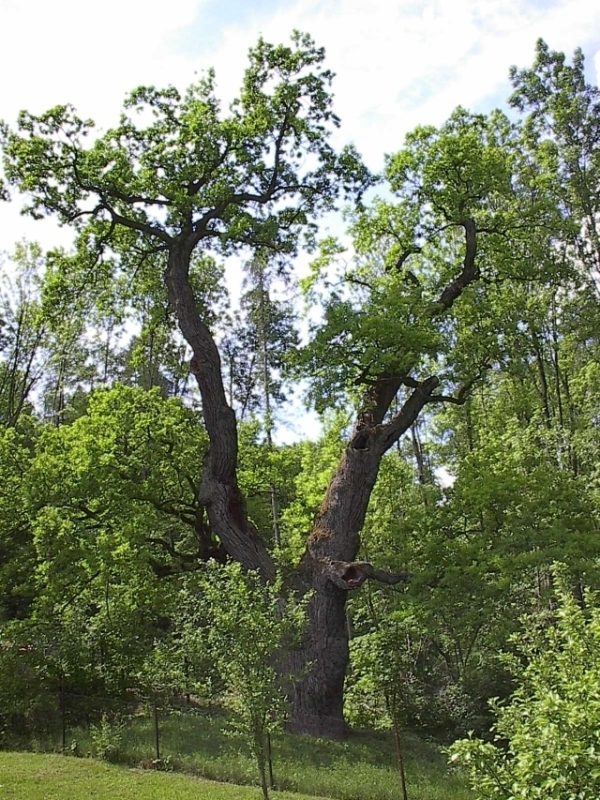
[
  {"xmin": 9, "ymin": 709, "xmax": 472, "ymax": 800},
  {"xmin": 0, "ymin": 751, "xmax": 321, "ymax": 800}
]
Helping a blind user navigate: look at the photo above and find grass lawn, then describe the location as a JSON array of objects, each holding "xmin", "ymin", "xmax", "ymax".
[
  {"xmin": 0, "ymin": 752, "xmax": 325, "ymax": 800},
  {"xmin": 8, "ymin": 708, "xmax": 472, "ymax": 800},
  {"xmin": 144, "ymin": 713, "xmax": 472, "ymax": 800}
]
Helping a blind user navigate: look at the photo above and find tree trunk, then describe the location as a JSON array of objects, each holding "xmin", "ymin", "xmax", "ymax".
[
  {"xmin": 172, "ymin": 256, "xmax": 436, "ymax": 735},
  {"xmin": 165, "ymin": 232, "xmax": 468, "ymax": 738},
  {"xmin": 286, "ymin": 574, "xmax": 350, "ymax": 738},
  {"xmin": 287, "ymin": 378, "xmax": 439, "ymax": 737},
  {"xmin": 166, "ymin": 247, "xmax": 276, "ymax": 582}
]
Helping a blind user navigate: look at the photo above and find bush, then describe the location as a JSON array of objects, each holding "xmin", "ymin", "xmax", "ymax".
[
  {"xmin": 89, "ymin": 714, "xmax": 124, "ymax": 762},
  {"xmin": 449, "ymin": 569, "xmax": 600, "ymax": 799}
]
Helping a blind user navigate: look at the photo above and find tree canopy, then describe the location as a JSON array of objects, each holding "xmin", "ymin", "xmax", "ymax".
[{"xmin": 1, "ymin": 35, "xmax": 600, "ymax": 753}]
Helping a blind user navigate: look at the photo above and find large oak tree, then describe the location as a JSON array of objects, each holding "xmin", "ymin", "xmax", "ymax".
[{"xmin": 1, "ymin": 34, "xmax": 563, "ymax": 736}]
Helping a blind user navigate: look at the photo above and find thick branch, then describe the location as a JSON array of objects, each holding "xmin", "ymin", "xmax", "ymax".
[
  {"xmin": 432, "ymin": 217, "xmax": 478, "ymax": 313},
  {"xmin": 187, "ymin": 140, "xmax": 234, "ymax": 196},
  {"xmin": 354, "ymin": 219, "xmax": 481, "ymax": 441},
  {"xmin": 189, "ymin": 201, "xmax": 230, "ymax": 247},
  {"xmin": 166, "ymin": 245, "xmax": 276, "ymax": 582},
  {"xmin": 68, "ymin": 150, "xmax": 173, "ymax": 243},
  {"xmin": 378, "ymin": 376, "xmax": 440, "ymax": 450},
  {"xmin": 147, "ymin": 536, "xmax": 199, "ymax": 565},
  {"xmin": 427, "ymin": 392, "xmax": 469, "ymax": 405},
  {"xmin": 102, "ymin": 187, "xmax": 172, "ymax": 208},
  {"xmin": 104, "ymin": 205, "xmax": 173, "ymax": 245},
  {"xmin": 392, "ymin": 246, "xmax": 422, "ymax": 271},
  {"xmin": 427, "ymin": 367, "xmax": 488, "ymax": 406}
]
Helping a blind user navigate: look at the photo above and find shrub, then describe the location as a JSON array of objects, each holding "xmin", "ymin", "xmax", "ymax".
[
  {"xmin": 449, "ymin": 568, "xmax": 600, "ymax": 799},
  {"xmin": 89, "ymin": 714, "xmax": 124, "ymax": 762}
]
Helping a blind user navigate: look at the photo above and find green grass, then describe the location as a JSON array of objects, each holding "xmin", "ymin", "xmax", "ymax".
[
  {"xmin": 11, "ymin": 708, "xmax": 472, "ymax": 800},
  {"xmin": 150, "ymin": 713, "xmax": 471, "ymax": 800},
  {"xmin": 0, "ymin": 751, "xmax": 323, "ymax": 800}
]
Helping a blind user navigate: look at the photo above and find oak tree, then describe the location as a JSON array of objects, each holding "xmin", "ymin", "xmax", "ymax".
[{"xmin": 1, "ymin": 36, "xmax": 563, "ymax": 736}]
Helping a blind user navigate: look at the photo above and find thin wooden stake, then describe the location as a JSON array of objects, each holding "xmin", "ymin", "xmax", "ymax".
[
  {"xmin": 153, "ymin": 692, "xmax": 160, "ymax": 761},
  {"xmin": 60, "ymin": 672, "xmax": 66, "ymax": 751},
  {"xmin": 266, "ymin": 731, "xmax": 275, "ymax": 788},
  {"xmin": 392, "ymin": 713, "xmax": 408, "ymax": 800}
]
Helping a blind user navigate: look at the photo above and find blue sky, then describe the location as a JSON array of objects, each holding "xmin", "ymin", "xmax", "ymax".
[
  {"xmin": 1, "ymin": 0, "xmax": 599, "ymax": 252},
  {"xmin": 171, "ymin": 0, "xmax": 298, "ymax": 54}
]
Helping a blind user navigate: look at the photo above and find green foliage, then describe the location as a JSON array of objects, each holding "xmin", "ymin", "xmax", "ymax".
[
  {"xmin": 510, "ymin": 39, "xmax": 600, "ymax": 277},
  {"xmin": 0, "ymin": 385, "xmax": 211, "ymax": 702},
  {"xmin": 0, "ymin": 243, "xmax": 47, "ymax": 427},
  {"xmin": 278, "ymin": 413, "xmax": 348, "ymax": 559},
  {"xmin": 0, "ymin": 424, "xmax": 37, "ymax": 622},
  {"xmin": 298, "ymin": 108, "xmax": 563, "ymax": 412},
  {"xmin": 235, "ymin": 422, "xmax": 304, "ymax": 548},
  {"xmin": 28, "ymin": 384, "xmax": 208, "ymax": 594},
  {"xmin": 450, "ymin": 570, "xmax": 600, "ymax": 798},
  {"xmin": 89, "ymin": 713, "xmax": 124, "ymax": 762},
  {"xmin": 223, "ymin": 306, "xmax": 299, "ymax": 422},
  {"xmin": 1, "ymin": 32, "xmax": 370, "ymax": 280},
  {"xmin": 3, "ymin": 36, "xmax": 600, "ymax": 768},
  {"xmin": 347, "ymin": 610, "xmax": 418, "ymax": 727},
  {"xmin": 179, "ymin": 562, "xmax": 308, "ymax": 799},
  {"xmin": 0, "ymin": 631, "xmax": 49, "ymax": 733}
]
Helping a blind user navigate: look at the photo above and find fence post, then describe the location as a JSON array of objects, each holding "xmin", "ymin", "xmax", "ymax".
[
  {"xmin": 392, "ymin": 714, "xmax": 409, "ymax": 800},
  {"xmin": 153, "ymin": 691, "xmax": 160, "ymax": 761},
  {"xmin": 266, "ymin": 731, "xmax": 274, "ymax": 788},
  {"xmin": 60, "ymin": 672, "xmax": 66, "ymax": 751}
]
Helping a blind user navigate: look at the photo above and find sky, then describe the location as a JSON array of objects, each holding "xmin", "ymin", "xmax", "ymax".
[
  {"xmin": 1, "ymin": 0, "xmax": 599, "ymax": 441},
  {"xmin": 1, "ymin": 0, "xmax": 600, "ymax": 254}
]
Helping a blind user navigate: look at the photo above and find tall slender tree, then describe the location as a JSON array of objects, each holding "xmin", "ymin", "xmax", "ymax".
[
  {"xmin": 0, "ymin": 243, "xmax": 46, "ymax": 427},
  {"xmin": 224, "ymin": 251, "xmax": 299, "ymax": 545},
  {"xmin": 510, "ymin": 39, "xmax": 600, "ymax": 290}
]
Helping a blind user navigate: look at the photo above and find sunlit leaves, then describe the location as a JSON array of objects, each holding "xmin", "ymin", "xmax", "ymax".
[
  {"xmin": 26, "ymin": 386, "xmax": 208, "ymax": 604},
  {"xmin": 510, "ymin": 39, "xmax": 600, "ymax": 288},
  {"xmin": 178, "ymin": 561, "xmax": 308, "ymax": 796},
  {"xmin": 298, "ymin": 105, "xmax": 573, "ymax": 414},
  {"xmin": 1, "ymin": 33, "xmax": 371, "ymax": 262},
  {"xmin": 450, "ymin": 572, "xmax": 600, "ymax": 799}
]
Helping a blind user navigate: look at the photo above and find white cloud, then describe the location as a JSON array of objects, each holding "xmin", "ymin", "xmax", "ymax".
[
  {"xmin": 1, "ymin": 0, "xmax": 599, "ymax": 254},
  {"xmin": 219, "ymin": 0, "xmax": 596, "ymax": 177},
  {"xmin": 0, "ymin": 0, "xmax": 199, "ymax": 122},
  {"xmin": 187, "ymin": 0, "xmax": 600, "ymax": 167},
  {"xmin": 0, "ymin": 0, "xmax": 202, "ymax": 251}
]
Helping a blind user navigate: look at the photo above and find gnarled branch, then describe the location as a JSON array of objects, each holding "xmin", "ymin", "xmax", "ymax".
[{"xmin": 432, "ymin": 217, "xmax": 478, "ymax": 313}]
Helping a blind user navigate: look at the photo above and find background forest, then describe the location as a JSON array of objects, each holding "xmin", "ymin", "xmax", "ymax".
[{"xmin": 1, "ymin": 34, "xmax": 600, "ymax": 799}]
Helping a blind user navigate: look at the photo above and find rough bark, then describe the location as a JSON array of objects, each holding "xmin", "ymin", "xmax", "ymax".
[
  {"xmin": 167, "ymin": 248, "xmax": 438, "ymax": 734},
  {"xmin": 164, "ymin": 219, "xmax": 480, "ymax": 738},
  {"xmin": 287, "ymin": 377, "xmax": 439, "ymax": 736},
  {"xmin": 166, "ymin": 245, "xmax": 276, "ymax": 582},
  {"xmin": 165, "ymin": 245, "xmax": 413, "ymax": 738},
  {"xmin": 283, "ymin": 219, "xmax": 478, "ymax": 736}
]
